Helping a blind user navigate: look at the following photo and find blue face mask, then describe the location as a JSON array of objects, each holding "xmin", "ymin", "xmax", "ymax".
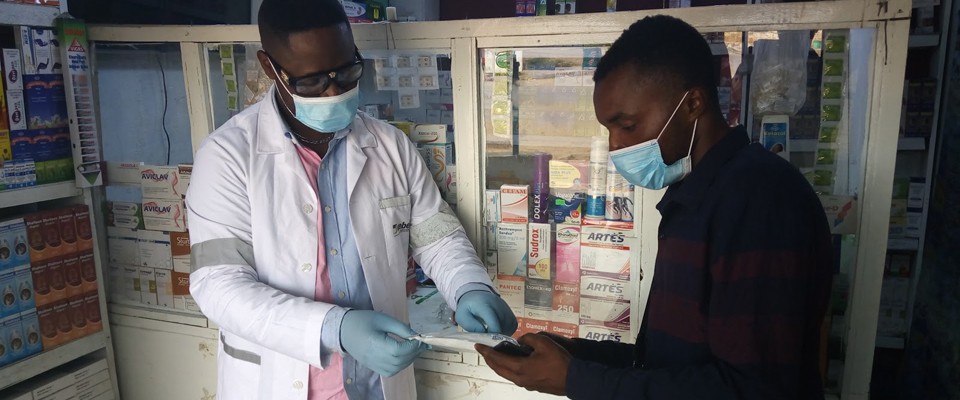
[
  {"xmin": 271, "ymin": 62, "xmax": 359, "ymax": 133},
  {"xmin": 609, "ymin": 91, "xmax": 698, "ymax": 190}
]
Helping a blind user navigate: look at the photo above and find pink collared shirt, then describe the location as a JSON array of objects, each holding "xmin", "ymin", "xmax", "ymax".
[{"xmin": 295, "ymin": 144, "xmax": 349, "ymax": 400}]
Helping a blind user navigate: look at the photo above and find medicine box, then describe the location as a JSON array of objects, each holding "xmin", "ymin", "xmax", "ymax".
[
  {"xmin": 138, "ymin": 267, "xmax": 157, "ymax": 306},
  {"xmin": 142, "ymin": 199, "xmax": 187, "ymax": 232},
  {"xmin": 14, "ymin": 265, "xmax": 35, "ymax": 314},
  {"xmin": 549, "ymin": 159, "xmax": 590, "ymax": 191},
  {"xmin": 62, "ymin": 255, "xmax": 83, "ymax": 299},
  {"xmin": 484, "ymin": 189, "xmax": 501, "ymax": 224},
  {"xmin": 106, "ymin": 162, "xmax": 143, "ymax": 186},
  {"xmin": 547, "ymin": 321, "xmax": 579, "ymax": 339},
  {"xmin": 552, "ymin": 281, "xmax": 579, "ymax": 325},
  {"xmin": 1, "ymin": 271, "xmax": 19, "ymax": 318},
  {"xmin": 106, "ymin": 227, "xmax": 140, "ymax": 266},
  {"xmin": 495, "ymin": 274, "xmax": 524, "ymax": 317},
  {"xmin": 20, "ymin": 311, "xmax": 42, "ymax": 356},
  {"xmin": 517, "ymin": 317, "xmax": 549, "ymax": 338},
  {"xmin": 137, "ymin": 229, "xmax": 172, "ymax": 270},
  {"xmin": 79, "ymin": 251, "xmax": 97, "ymax": 294},
  {"xmin": 580, "ymin": 272, "xmax": 632, "ymax": 302},
  {"xmin": 500, "ymin": 184, "xmax": 529, "ymax": 223},
  {"xmin": 496, "ymin": 223, "xmax": 527, "ymax": 276},
  {"xmin": 554, "ymin": 224, "xmax": 580, "ymax": 283},
  {"xmin": 121, "ymin": 266, "xmax": 141, "ymax": 303},
  {"xmin": 83, "ymin": 292, "xmax": 102, "ymax": 335},
  {"xmin": 578, "ymin": 321, "xmax": 630, "ymax": 342},
  {"xmin": 0, "ymin": 218, "xmax": 31, "ymax": 270},
  {"xmin": 73, "ymin": 205, "xmax": 94, "ymax": 253},
  {"xmin": 140, "ymin": 165, "xmax": 184, "ymax": 200},
  {"xmin": 153, "ymin": 269, "xmax": 174, "ymax": 308},
  {"xmin": 579, "ymin": 297, "xmax": 630, "ymax": 325},
  {"xmin": 409, "ymin": 124, "xmax": 453, "ymax": 144},
  {"xmin": 580, "ymin": 226, "xmax": 632, "ymax": 280},
  {"xmin": 527, "ymin": 223, "xmax": 551, "ymax": 280},
  {"xmin": 523, "ymin": 277, "xmax": 552, "ymax": 320}
]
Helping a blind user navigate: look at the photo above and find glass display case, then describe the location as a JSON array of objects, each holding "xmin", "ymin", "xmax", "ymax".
[
  {"xmin": 85, "ymin": 1, "xmax": 913, "ymax": 396},
  {"xmin": 479, "ymin": 27, "xmax": 876, "ymax": 394}
]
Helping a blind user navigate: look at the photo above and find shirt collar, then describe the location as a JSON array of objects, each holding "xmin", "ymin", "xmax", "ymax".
[{"xmin": 657, "ymin": 126, "xmax": 750, "ymax": 212}]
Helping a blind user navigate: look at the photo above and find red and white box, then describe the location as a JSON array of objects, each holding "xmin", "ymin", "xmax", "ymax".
[
  {"xmin": 552, "ymin": 281, "xmax": 579, "ymax": 325},
  {"xmin": 500, "ymin": 184, "xmax": 529, "ymax": 223},
  {"xmin": 495, "ymin": 274, "xmax": 525, "ymax": 317}
]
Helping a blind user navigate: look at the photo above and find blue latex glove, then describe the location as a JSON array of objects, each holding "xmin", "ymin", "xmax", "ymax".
[
  {"xmin": 455, "ymin": 290, "xmax": 518, "ymax": 335},
  {"xmin": 340, "ymin": 310, "xmax": 425, "ymax": 377}
]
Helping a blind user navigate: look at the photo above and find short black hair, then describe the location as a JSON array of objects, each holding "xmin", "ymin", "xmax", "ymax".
[
  {"xmin": 595, "ymin": 15, "xmax": 718, "ymax": 104},
  {"xmin": 258, "ymin": 0, "xmax": 349, "ymax": 47}
]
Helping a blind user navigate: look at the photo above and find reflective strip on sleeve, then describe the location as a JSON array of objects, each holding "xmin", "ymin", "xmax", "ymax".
[
  {"xmin": 379, "ymin": 195, "xmax": 412, "ymax": 209},
  {"xmin": 410, "ymin": 203, "xmax": 460, "ymax": 248},
  {"xmin": 221, "ymin": 333, "xmax": 261, "ymax": 365},
  {"xmin": 191, "ymin": 238, "xmax": 255, "ymax": 273}
]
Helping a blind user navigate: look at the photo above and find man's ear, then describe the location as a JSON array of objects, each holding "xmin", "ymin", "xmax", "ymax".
[
  {"xmin": 256, "ymin": 50, "xmax": 279, "ymax": 81},
  {"xmin": 684, "ymin": 87, "xmax": 710, "ymax": 123}
]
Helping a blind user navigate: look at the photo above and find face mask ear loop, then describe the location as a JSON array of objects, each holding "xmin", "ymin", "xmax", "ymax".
[
  {"xmin": 655, "ymin": 90, "xmax": 691, "ymax": 141},
  {"xmin": 687, "ymin": 118, "xmax": 698, "ymax": 157},
  {"xmin": 268, "ymin": 60, "xmax": 298, "ymax": 116}
]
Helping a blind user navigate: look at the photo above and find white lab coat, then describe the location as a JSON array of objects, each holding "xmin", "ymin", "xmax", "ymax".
[{"xmin": 186, "ymin": 88, "xmax": 491, "ymax": 400}]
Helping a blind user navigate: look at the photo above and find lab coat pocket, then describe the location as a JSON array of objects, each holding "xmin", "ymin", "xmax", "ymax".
[
  {"xmin": 218, "ymin": 333, "xmax": 261, "ymax": 400},
  {"xmin": 378, "ymin": 195, "xmax": 412, "ymax": 278}
]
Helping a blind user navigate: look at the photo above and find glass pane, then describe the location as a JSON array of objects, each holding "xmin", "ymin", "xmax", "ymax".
[
  {"xmin": 480, "ymin": 28, "xmax": 876, "ymax": 396},
  {"xmin": 94, "ymin": 43, "xmax": 193, "ymax": 203},
  {"xmin": 207, "ymin": 45, "xmax": 457, "ymax": 207}
]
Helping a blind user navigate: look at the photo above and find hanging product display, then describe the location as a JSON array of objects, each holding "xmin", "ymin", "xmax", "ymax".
[{"xmin": 57, "ymin": 18, "xmax": 103, "ymax": 187}]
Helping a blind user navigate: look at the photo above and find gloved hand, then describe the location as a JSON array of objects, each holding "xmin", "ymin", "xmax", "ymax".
[
  {"xmin": 340, "ymin": 310, "xmax": 425, "ymax": 377},
  {"xmin": 455, "ymin": 290, "xmax": 518, "ymax": 335}
]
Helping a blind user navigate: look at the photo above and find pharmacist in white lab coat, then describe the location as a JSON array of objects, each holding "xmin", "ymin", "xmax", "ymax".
[{"xmin": 185, "ymin": 1, "xmax": 516, "ymax": 399}]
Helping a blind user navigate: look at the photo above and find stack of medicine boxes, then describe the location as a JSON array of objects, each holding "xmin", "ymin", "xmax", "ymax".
[
  {"xmin": 487, "ymin": 158, "xmax": 636, "ymax": 342},
  {"xmin": 106, "ymin": 164, "xmax": 196, "ymax": 314}
]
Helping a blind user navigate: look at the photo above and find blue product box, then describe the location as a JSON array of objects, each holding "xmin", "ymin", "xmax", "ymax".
[
  {"xmin": 0, "ymin": 271, "xmax": 17, "ymax": 318},
  {"xmin": 23, "ymin": 74, "xmax": 68, "ymax": 130},
  {"xmin": 19, "ymin": 311, "xmax": 41, "ymax": 356},
  {"xmin": 50, "ymin": 128, "xmax": 71, "ymax": 160},
  {"xmin": 9, "ymin": 130, "xmax": 33, "ymax": 161},
  {"xmin": 0, "ymin": 316, "xmax": 10, "ymax": 367},
  {"xmin": 2, "ymin": 316, "xmax": 26, "ymax": 364},
  {"xmin": 14, "ymin": 265, "xmax": 34, "ymax": 314},
  {"xmin": 551, "ymin": 191, "xmax": 585, "ymax": 225}
]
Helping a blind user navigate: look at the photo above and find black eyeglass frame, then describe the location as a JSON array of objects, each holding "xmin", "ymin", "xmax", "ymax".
[{"xmin": 266, "ymin": 49, "xmax": 365, "ymax": 96}]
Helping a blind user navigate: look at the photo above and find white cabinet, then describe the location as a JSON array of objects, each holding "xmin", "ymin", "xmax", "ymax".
[{"xmin": 110, "ymin": 313, "xmax": 218, "ymax": 400}]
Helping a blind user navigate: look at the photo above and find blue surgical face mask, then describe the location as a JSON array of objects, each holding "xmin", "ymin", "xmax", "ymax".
[
  {"xmin": 609, "ymin": 91, "xmax": 698, "ymax": 190},
  {"xmin": 271, "ymin": 62, "xmax": 359, "ymax": 133}
]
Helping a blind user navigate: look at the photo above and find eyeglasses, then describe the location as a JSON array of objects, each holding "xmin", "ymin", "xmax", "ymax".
[{"xmin": 267, "ymin": 49, "xmax": 365, "ymax": 97}]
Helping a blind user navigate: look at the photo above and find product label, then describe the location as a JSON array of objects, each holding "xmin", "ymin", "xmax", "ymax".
[
  {"xmin": 523, "ymin": 278, "xmax": 552, "ymax": 320},
  {"xmin": 555, "ymin": 224, "xmax": 581, "ymax": 283},
  {"xmin": 500, "ymin": 185, "xmax": 530, "ymax": 223},
  {"xmin": 580, "ymin": 226, "xmax": 632, "ymax": 279},
  {"xmin": 527, "ymin": 223, "xmax": 551, "ymax": 280},
  {"xmin": 580, "ymin": 272, "xmax": 632, "ymax": 302},
  {"xmin": 579, "ymin": 297, "xmax": 630, "ymax": 325},
  {"xmin": 552, "ymin": 281, "xmax": 580, "ymax": 324},
  {"xmin": 496, "ymin": 223, "xmax": 528, "ymax": 276},
  {"xmin": 495, "ymin": 274, "xmax": 525, "ymax": 317},
  {"xmin": 579, "ymin": 322, "xmax": 629, "ymax": 342}
]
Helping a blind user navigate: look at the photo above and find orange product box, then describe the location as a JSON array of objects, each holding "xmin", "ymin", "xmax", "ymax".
[
  {"xmin": 57, "ymin": 208, "xmax": 78, "ymax": 256},
  {"xmin": 68, "ymin": 294, "xmax": 88, "ymax": 339},
  {"xmin": 547, "ymin": 321, "xmax": 579, "ymax": 339},
  {"xmin": 30, "ymin": 260, "xmax": 52, "ymax": 308},
  {"xmin": 52, "ymin": 299, "xmax": 73, "ymax": 346},
  {"xmin": 512, "ymin": 318, "xmax": 524, "ymax": 340},
  {"xmin": 41, "ymin": 211, "xmax": 63, "ymax": 261},
  {"xmin": 37, "ymin": 304, "xmax": 58, "ymax": 350},
  {"xmin": 517, "ymin": 318, "xmax": 549, "ymax": 338},
  {"xmin": 62, "ymin": 255, "xmax": 83, "ymax": 299},
  {"xmin": 78, "ymin": 251, "xmax": 97, "ymax": 294},
  {"xmin": 83, "ymin": 292, "xmax": 102, "ymax": 335},
  {"xmin": 24, "ymin": 213, "xmax": 47, "ymax": 262},
  {"xmin": 552, "ymin": 281, "xmax": 580, "ymax": 325},
  {"xmin": 73, "ymin": 205, "xmax": 94, "ymax": 252},
  {"xmin": 46, "ymin": 257, "xmax": 66, "ymax": 303}
]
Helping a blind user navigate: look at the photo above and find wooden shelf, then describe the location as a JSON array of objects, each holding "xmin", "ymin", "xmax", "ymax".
[
  {"xmin": 0, "ymin": 331, "xmax": 109, "ymax": 390},
  {"xmin": 0, "ymin": 181, "xmax": 81, "ymax": 209}
]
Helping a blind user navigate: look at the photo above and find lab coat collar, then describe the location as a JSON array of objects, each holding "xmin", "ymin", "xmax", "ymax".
[{"xmin": 256, "ymin": 85, "xmax": 377, "ymax": 154}]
